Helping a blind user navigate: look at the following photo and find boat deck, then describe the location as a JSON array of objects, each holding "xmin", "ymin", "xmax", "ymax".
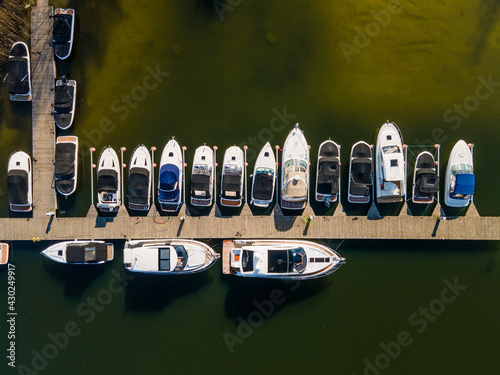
[{"xmin": 0, "ymin": 244, "xmax": 9, "ymax": 265}]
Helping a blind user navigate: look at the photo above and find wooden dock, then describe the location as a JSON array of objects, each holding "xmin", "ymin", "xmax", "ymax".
[
  {"xmin": 31, "ymin": 1, "xmax": 56, "ymax": 218},
  {"xmin": 13, "ymin": 2, "xmax": 498, "ymax": 244},
  {"xmin": 1, "ymin": 206, "xmax": 499, "ymax": 241}
]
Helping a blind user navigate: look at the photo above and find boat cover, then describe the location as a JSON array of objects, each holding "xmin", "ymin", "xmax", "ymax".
[
  {"xmin": 352, "ymin": 143, "xmax": 371, "ymax": 158},
  {"xmin": 7, "ymin": 59, "xmax": 29, "ymax": 95},
  {"xmin": 455, "ymin": 173, "xmax": 475, "ymax": 195},
  {"xmin": 54, "ymin": 85, "xmax": 74, "ymax": 127},
  {"xmin": 66, "ymin": 243, "xmax": 107, "ymax": 263},
  {"xmin": 191, "ymin": 174, "xmax": 211, "ymax": 197},
  {"xmin": 415, "ymin": 168, "xmax": 439, "ymax": 194},
  {"xmin": 53, "ymin": 14, "xmax": 72, "ymax": 43},
  {"xmin": 268, "ymin": 250, "xmax": 292, "ymax": 273},
  {"xmin": 222, "ymin": 174, "xmax": 241, "ymax": 196},
  {"xmin": 159, "ymin": 164, "xmax": 179, "ymax": 192},
  {"xmin": 7, "ymin": 170, "xmax": 29, "ymax": 205},
  {"xmin": 97, "ymin": 169, "xmax": 118, "ymax": 192},
  {"xmin": 319, "ymin": 142, "xmax": 339, "ymax": 157},
  {"xmin": 416, "ymin": 153, "xmax": 435, "ymax": 169},
  {"xmin": 54, "ymin": 143, "xmax": 76, "ymax": 178},
  {"xmin": 253, "ymin": 173, "xmax": 273, "ymax": 200},
  {"xmin": 350, "ymin": 159, "xmax": 372, "ymax": 197},
  {"xmin": 128, "ymin": 168, "xmax": 149, "ymax": 204},
  {"xmin": 317, "ymin": 158, "xmax": 340, "ymax": 195}
]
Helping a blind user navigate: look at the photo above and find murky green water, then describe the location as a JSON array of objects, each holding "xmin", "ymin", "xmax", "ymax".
[{"xmin": 1, "ymin": 0, "xmax": 499, "ymax": 374}]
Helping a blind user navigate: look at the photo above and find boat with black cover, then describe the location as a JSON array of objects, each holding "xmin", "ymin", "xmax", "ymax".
[
  {"xmin": 7, "ymin": 151, "xmax": 32, "ymax": 212},
  {"xmin": 41, "ymin": 240, "xmax": 114, "ymax": 265},
  {"xmin": 315, "ymin": 140, "xmax": 340, "ymax": 206},
  {"xmin": 412, "ymin": 151, "xmax": 439, "ymax": 204},
  {"xmin": 250, "ymin": 142, "xmax": 276, "ymax": 208},
  {"xmin": 348, "ymin": 141, "xmax": 372, "ymax": 203},
  {"xmin": 220, "ymin": 146, "xmax": 244, "ymax": 207},
  {"xmin": 97, "ymin": 146, "xmax": 121, "ymax": 213},
  {"xmin": 54, "ymin": 76, "xmax": 77, "ymax": 130},
  {"xmin": 54, "ymin": 136, "xmax": 78, "ymax": 196},
  {"xmin": 53, "ymin": 8, "xmax": 75, "ymax": 60},
  {"xmin": 3, "ymin": 42, "xmax": 31, "ymax": 101},
  {"xmin": 127, "ymin": 145, "xmax": 152, "ymax": 211},
  {"xmin": 190, "ymin": 145, "xmax": 214, "ymax": 207}
]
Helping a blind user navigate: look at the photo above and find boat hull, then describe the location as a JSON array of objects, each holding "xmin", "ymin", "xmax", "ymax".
[
  {"xmin": 347, "ymin": 141, "xmax": 372, "ymax": 204},
  {"xmin": 7, "ymin": 151, "xmax": 32, "ymax": 212},
  {"xmin": 7, "ymin": 42, "xmax": 32, "ymax": 101},
  {"xmin": 220, "ymin": 146, "xmax": 244, "ymax": 207},
  {"xmin": 54, "ymin": 136, "xmax": 78, "ymax": 196},
  {"xmin": 412, "ymin": 151, "xmax": 438, "ymax": 204},
  {"xmin": 128, "ymin": 145, "xmax": 152, "ymax": 211},
  {"xmin": 54, "ymin": 79, "xmax": 77, "ymax": 130},
  {"xmin": 444, "ymin": 140, "xmax": 474, "ymax": 207},
  {"xmin": 251, "ymin": 142, "xmax": 276, "ymax": 208},
  {"xmin": 315, "ymin": 140, "xmax": 340, "ymax": 204},
  {"xmin": 53, "ymin": 8, "xmax": 75, "ymax": 60},
  {"xmin": 41, "ymin": 240, "xmax": 114, "ymax": 264},
  {"xmin": 190, "ymin": 146, "xmax": 214, "ymax": 207},
  {"xmin": 158, "ymin": 139, "xmax": 183, "ymax": 212},
  {"xmin": 97, "ymin": 146, "xmax": 121, "ymax": 212}
]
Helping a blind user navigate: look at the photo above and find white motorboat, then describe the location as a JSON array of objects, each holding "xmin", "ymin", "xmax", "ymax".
[
  {"xmin": 53, "ymin": 8, "xmax": 75, "ymax": 60},
  {"xmin": 222, "ymin": 240, "xmax": 345, "ymax": 280},
  {"xmin": 124, "ymin": 239, "xmax": 220, "ymax": 274},
  {"xmin": 127, "ymin": 145, "xmax": 152, "ymax": 211},
  {"xmin": 444, "ymin": 140, "xmax": 475, "ymax": 207},
  {"xmin": 220, "ymin": 146, "xmax": 244, "ymax": 207},
  {"xmin": 7, "ymin": 151, "xmax": 32, "ymax": 212},
  {"xmin": 348, "ymin": 141, "xmax": 372, "ymax": 203},
  {"xmin": 0, "ymin": 243, "xmax": 10, "ymax": 265},
  {"xmin": 412, "ymin": 151, "xmax": 439, "ymax": 204},
  {"xmin": 158, "ymin": 138, "xmax": 183, "ymax": 212},
  {"xmin": 54, "ymin": 136, "xmax": 78, "ymax": 196},
  {"xmin": 315, "ymin": 140, "xmax": 340, "ymax": 206},
  {"xmin": 54, "ymin": 77, "xmax": 76, "ymax": 130},
  {"xmin": 250, "ymin": 142, "xmax": 276, "ymax": 208},
  {"xmin": 190, "ymin": 145, "xmax": 214, "ymax": 207},
  {"xmin": 375, "ymin": 122, "xmax": 406, "ymax": 203},
  {"xmin": 3, "ymin": 42, "xmax": 31, "ymax": 101},
  {"xmin": 41, "ymin": 240, "xmax": 114, "ymax": 265},
  {"xmin": 281, "ymin": 124, "xmax": 309, "ymax": 210},
  {"xmin": 97, "ymin": 146, "xmax": 121, "ymax": 213}
]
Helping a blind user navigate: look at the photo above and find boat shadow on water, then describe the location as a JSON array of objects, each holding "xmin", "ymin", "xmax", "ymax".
[
  {"xmin": 124, "ymin": 271, "xmax": 211, "ymax": 311},
  {"xmin": 42, "ymin": 260, "xmax": 107, "ymax": 297},
  {"xmin": 222, "ymin": 276, "xmax": 333, "ymax": 320}
]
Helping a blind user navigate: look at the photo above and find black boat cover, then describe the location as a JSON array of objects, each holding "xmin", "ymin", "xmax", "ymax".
[
  {"xmin": 352, "ymin": 143, "xmax": 372, "ymax": 158},
  {"xmin": 317, "ymin": 158, "xmax": 340, "ymax": 195},
  {"xmin": 416, "ymin": 153, "xmax": 435, "ymax": 169},
  {"xmin": 319, "ymin": 142, "xmax": 339, "ymax": 157},
  {"xmin": 268, "ymin": 250, "xmax": 292, "ymax": 273},
  {"xmin": 191, "ymin": 173, "xmax": 211, "ymax": 197},
  {"xmin": 97, "ymin": 169, "xmax": 118, "ymax": 192},
  {"xmin": 415, "ymin": 168, "xmax": 439, "ymax": 195},
  {"xmin": 222, "ymin": 174, "xmax": 241, "ymax": 196},
  {"xmin": 54, "ymin": 85, "xmax": 74, "ymax": 127},
  {"xmin": 7, "ymin": 44, "xmax": 29, "ymax": 95},
  {"xmin": 66, "ymin": 243, "xmax": 107, "ymax": 264},
  {"xmin": 128, "ymin": 168, "xmax": 149, "ymax": 204},
  {"xmin": 7, "ymin": 170, "xmax": 29, "ymax": 205},
  {"xmin": 53, "ymin": 14, "xmax": 72, "ymax": 43},
  {"xmin": 350, "ymin": 159, "xmax": 372, "ymax": 197},
  {"xmin": 253, "ymin": 173, "xmax": 273, "ymax": 200},
  {"xmin": 54, "ymin": 143, "xmax": 76, "ymax": 179}
]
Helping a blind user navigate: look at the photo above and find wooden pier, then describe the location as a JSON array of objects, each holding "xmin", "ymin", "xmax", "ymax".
[
  {"xmin": 31, "ymin": 1, "xmax": 56, "ymax": 218},
  {"xmin": 8, "ymin": 2, "xmax": 497, "ymax": 244}
]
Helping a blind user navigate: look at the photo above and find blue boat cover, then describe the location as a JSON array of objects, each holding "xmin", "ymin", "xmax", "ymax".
[
  {"xmin": 159, "ymin": 165, "xmax": 179, "ymax": 191},
  {"xmin": 455, "ymin": 173, "xmax": 475, "ymax": 195}
]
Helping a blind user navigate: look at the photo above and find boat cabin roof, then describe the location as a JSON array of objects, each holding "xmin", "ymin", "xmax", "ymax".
[
  {"xmin": 7, "ymin": 170, "xmax": 29, "ymax": 205},
  {"xmin": 97, "ymin": 169, "xmax": 118, "ymax": 192},
  {"xmin": 128, "ymin": 168, "xmax": 149, "ymax": 204},
  {"xmin": 66, "ymin": 243, "xmax": 108, "ymax": 264},
  {"xmin": 253, "ymin": 172, "xmax": 274, "ymax": 200},
  {"xmin": 54, "ymin": 143, "xmax": 76, "ymax": 179}
]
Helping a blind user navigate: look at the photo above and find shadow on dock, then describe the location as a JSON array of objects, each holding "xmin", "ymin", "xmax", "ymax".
[
  {"xmin": 222, "ymin": 276, "xmax": 332, "ymax": 320},
  {"xmin": 124, "ymin": 271, "xmax": 211, "ymax": 311},
  {"xmin": 42, "ymin": 260, "xmax": 107, "ymax": 297}
]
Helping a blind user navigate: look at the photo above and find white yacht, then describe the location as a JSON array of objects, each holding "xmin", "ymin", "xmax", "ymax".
[
  {"xmin": 315, "ymin": 140, "xmax": 340, "ymax": 206},
  {"xmin": 190, "ymin": 145, "xmax": 214, "ymax": 207},
  {"xmin": 54, "ymin": 136, "xmax": 78, "ymax": 196},
  {"xmin": 53, "ymin": 8, "xmax": 75, "ymax": 60},
  {"xmin": 348, "ymin": 141, "xmax": 372, "ymax": 203},
  {"xmin": 0, "ymin": 243, "xmax": 10, "ymax": 265},
  {"xmin": 7, "ymin": 151, "xmax": 32, "ymax": 212},
  {"xmin": 41, "ymin": 240, "xmax": 114, "ymax": 264},
  {"xmin": 123, "ymin": 239, "xmax": 220, "ymax": 274},
  {"xmin": 97, "ymin": 146, "xmax": 121, "ymax": 213},
  {"xmin": 444, "ymin": 140, "xmax": 475, "ymax": 207},
  {"xmin": 158, "ymin": 138, "xmax": 183, "ymax": 212},
  {"xmin": 250, "ymin": 142, "xmax": 276, "ymax": 208},
  {"xmin": 222, "ymin": 240, "xmax": 345, "ymax": 280},
  {"xmin": 4, "ymin": 42, "xmax": 31, "ymax": 101},
  {"xmin": 281, "ymin": 124, "xmax": 309, "ymax": 210},
  {"xmin": 220, "ymin": 146, "xmax": 244, "ymax": 207},
  {"xmin": 127, "ymin": 145, "xmax": 152, "ymax": 211},
  {"xmin": 54, "ymin": 77, "xmax": 76, "ymax": 130},
  {"xmin": 412, "ymin": 151, "xmax": 439, "ymax": 204},
  {"xmin": 375, "ymin": 122, "xmax": 406, "ymax": 203}
]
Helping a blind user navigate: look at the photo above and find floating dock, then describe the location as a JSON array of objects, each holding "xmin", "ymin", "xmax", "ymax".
[{"xmin": 7, "ymin": 2, "xmax": 497, "ymax": 243}]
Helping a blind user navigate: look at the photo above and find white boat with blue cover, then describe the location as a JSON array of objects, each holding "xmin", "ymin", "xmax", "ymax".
[
  {"xmin": 158, "ymin": 139, "xmax": 183, "ymax": 212},
  {"xmin": 123, "ymin": 239, "xmax": 220, "ymax": 274},
  {"xmin": 250, "ymin": 142, "xmax": 276, "ymax": 208},
  {"xmin": 444, "ymin": 140, "xmax": 475, "ymax": 208}
]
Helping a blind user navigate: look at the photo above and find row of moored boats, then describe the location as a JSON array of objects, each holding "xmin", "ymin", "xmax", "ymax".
[
  {"xmin": 6, "ymin": 122, "xmax": 475, "ymax": 213},
  {"xmin": 0, "ymin": 239, "xmax": 346, "ymax": 280}
]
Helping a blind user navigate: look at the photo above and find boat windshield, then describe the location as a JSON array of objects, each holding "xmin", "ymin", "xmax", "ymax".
[
  {"xmin": 193, "ymin": 164, "xmax": 211, "ymax": 175},
  {"xmin": 284, "ymin": 159, "xmax": 307, "ymax": 172},
  {"xmin": 267, "ymin": 248, "xmax": 307, "ymax": 273},
  {"xmin": 223, "ymin": 164, "xmax": 242, "ymax": 175},
  {"xmin": 242, "ymin": 250, "xmax": 254, "ymax": 272},
  {"xmin": 174, "ymin": 245, "xmax": 188, "ymax": 271},
  {"xmin": 256, "ymin": 167, "xmax": 274, "ymax": 176},
  {"xmin": 382, "ymin": 145, "xmax": 400, "ymax": 154}
]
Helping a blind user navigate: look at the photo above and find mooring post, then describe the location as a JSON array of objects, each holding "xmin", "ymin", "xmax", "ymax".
[{"xmin": 90, "ymin": 147, "xmax": 96, "ymax": 206}]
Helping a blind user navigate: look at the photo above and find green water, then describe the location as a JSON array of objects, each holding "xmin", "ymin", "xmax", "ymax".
[{"xmin": 0, "ymin": 0, "xmax": 500, "ymax": 374}]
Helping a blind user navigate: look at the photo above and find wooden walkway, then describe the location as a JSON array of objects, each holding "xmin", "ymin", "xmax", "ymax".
[
  {"xmin": 1, "ymin": 205, "xmax": 499, "ymax": 241},
  {"xmin": 31, "ymin": 2, "xmax": 56, "ymax": 218}
]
